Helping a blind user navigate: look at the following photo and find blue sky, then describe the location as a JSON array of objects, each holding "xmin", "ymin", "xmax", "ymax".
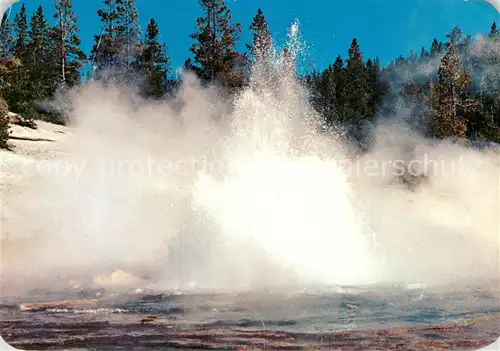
[{"xmin": 7, "ymin": 0, "xmax": 500, "ymax": 74}]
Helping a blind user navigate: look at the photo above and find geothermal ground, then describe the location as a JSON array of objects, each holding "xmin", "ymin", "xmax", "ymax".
[
  {"xmin": 1, "ymin": 284, "xmax": 500, "ymax": 350},
  {"xmin": 1, "ymin": 119, "xmax": 499, "ymax": 350}
]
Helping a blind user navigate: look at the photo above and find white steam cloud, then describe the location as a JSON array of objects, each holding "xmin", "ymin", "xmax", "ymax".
[{"xmin": 1, "ymin": 19, "xmax": 499, "ymax": 297}]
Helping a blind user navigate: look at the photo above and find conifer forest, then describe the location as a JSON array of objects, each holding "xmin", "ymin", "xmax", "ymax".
[{"xmin": 1, "ymin": 0, "xmax": 500, "ymax": 147}]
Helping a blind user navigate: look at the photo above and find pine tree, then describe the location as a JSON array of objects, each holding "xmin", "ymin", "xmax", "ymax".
[
  {"xmin": 247, "ymin": 8, "xmax": 272, "ymax": 60},
  {"xmin": 4, "ymin": 4, "xmax": 31, "ymax": 116},
  {"xmin": 446, "ymin": 26, "xmax": 471, "ymax": 62},
  {"xmin": 489, "ymin": 21, "xmax": 498, "ymax": 40},
  {"xmin": 430, "ymin": 43, "xmax": 476, "ymax": 138},
  {"xmin": 4, "ymin": 5, "xmax": 52, "ymax": 124},
  {"xmin": 135, "ymin": 18, "xmax": 171, "ymax": 99},
  {"xmin": 91, "ymin": 0, "xmax": 140, "ymax": 81},
  {"xmin": 115, "ymin": 0, "xmax": 140, "ymax": 73},
  {"xmin": 91, "ymin": 0, "xmax": 120, "ymax": 78},
  {"xmin": 51, "ymin": 0, "xmax": 87, "ymax": 88},
  {"xmin": 318, "ymin": 65, "xmax": 338, "ymax": 124},
  {"xmin": 13, "ymin": 3, "xmax": 28, "ymax": 60},
  {"xmin": 305, "ymin": 70, "xmax": 323, "ymax": 112},
  {"xmin": 420, "ymin": 46, "xmax": 429, "ymax": 59},
  {"xmin": 430, "ymin": 38, "xmax": 443, "ymax": 58},
  {"xmin": 332, "ymin": 55, "xmax": 345, "ymax": 118},
  {"xmin": 28, "ymin": 6, "xmax": 51, "ymax": 71},
  {"xmin": 0, "ymin": 12, "xmax": 14, "ymax": 58},
  {"xmin": 344, "ymin": 38, "xmax": 369, "ymax": 128},
  {"xmin": 366, "ymin": 57, "xmax": 385, "ymax": 117},
  {"xmin": 187, "ymin": 0, "xmax": 245, "ymax": 89},
  {"xmin": 401, "ymin": 80, "xmax": 431, "ymax": 131},
  {"xmin": 446, "ymin": 26, "xmax": 463, "ymax": 47},
  {"xmin": 27, "ymin": 5, "xmax": 54, "ymax": 100}
]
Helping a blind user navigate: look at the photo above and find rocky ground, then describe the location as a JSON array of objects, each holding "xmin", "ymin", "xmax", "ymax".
[{"xmin": 1, "ymin": 304, "xmax": 499, "ymax": 350}]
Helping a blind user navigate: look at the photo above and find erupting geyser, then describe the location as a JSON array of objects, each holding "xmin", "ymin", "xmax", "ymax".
[
  {"xmin": 1, "ymin": 20, "xmax": 498, "ymax": 296},
  {"xmin": 191, "ymin": 25, "xmax": 378, "ymax": 286}
]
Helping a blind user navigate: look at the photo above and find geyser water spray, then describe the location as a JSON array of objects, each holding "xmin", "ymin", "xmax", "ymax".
[
  {"xmin": 1, "ymin": 19, "xmax": 498, "ymax": 295},
  {"xmin": 191, "ymin": 22, "xmax": 378, "ymax": 287}
]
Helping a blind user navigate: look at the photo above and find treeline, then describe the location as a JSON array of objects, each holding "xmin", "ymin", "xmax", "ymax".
[
  {"xmin": 0, "ymin": 1, "xmax": 86, "ymax": 122},
  {"xmin": 305, "ymin": 24, "xmax": 500, "ymax": 145},
  {"xmin": 0, "ymin": 0, "xmax": 171, "ymax": 123},
  {"xmin": 1, "ymin": 0, "xmax": 500, "ymax": 150}
]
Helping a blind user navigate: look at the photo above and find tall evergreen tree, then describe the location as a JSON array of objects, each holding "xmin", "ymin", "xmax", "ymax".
[
  {"xmin": 13, "ymin": 3, "xmax": 28, "ymax": 60},
  {"xmin": 489, "ymin": 21, "xmax": 499, "ymax": 40},
  {"xmin": 135, "ymin": 18, "xmax": 171, "ymax": 99},
  {"xmin": 446, "ymin": 26, "xmax": 463, "ymax": 47},
  {"xmin": 446, "ymin": 26, "xmax": 472, "ymax": 66},
  {"xmin": 430, "ymin": 38, "xmax": 444, "ymax": 58},
  {"xmin": 4, "ymin": 4, "xmax": 29, "ymax": 113},
  {"xmin": 247, "ymin": 8, "xmax": 272, "ymax": 60},
  {"xmin": 0, "ymin": 12, "xmax": 14, "ymax": 58},
  {"xmin": 91, "ymin": 0, "xmax": 140, "ymax": 80},
  {"xmin": 401, "ymin": 80, "xmax": 431, "ymax": 131},
  {"xmin": 28, "ymin": 6, "xmax": 51, "ymax": 71},
  {"xmin": 344, "ymin": 38, "xmax": 369, "ymax": 128},
  {"xmin": 420, "ymin": 46, "xmax": 429, "ymax": 59},
  {"xmin": 115, "ymin": 0, "xmax": 140, "ymax": 73},
  {"xmin": 20, "ymin": 5, "xmax": 53, "ymax": 121},
  {"xmin": 430, "ymin": 43, "xmax": 475, "ymax": 138},
  {"xmin": 332, "ymin": 55, "xmax": 345, "ymax": 115},
  {"xmin": 305, "ymin": 55, "xmax": 346, "ymax": 126},
  {"xmin": 91, "ymin": 0, "xmax": 117, "ymax": 72},
  {"xmin": 51, "ymin": 0, "xmax": 87, "ymax": 88},
  {"xmin": 187, "ymin": 0, "xmax": 245, "ymax": 89},
  {"xmin": 317, "ymin": 65, "xmax": 338, "ymax": 124},
  {"xmin": 365, "ymin": 57, "xmax": 385, "ymax": 117},
  {"xmin": 91, "ymin": 0, "xmax": 120, "ymax": 77}
]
